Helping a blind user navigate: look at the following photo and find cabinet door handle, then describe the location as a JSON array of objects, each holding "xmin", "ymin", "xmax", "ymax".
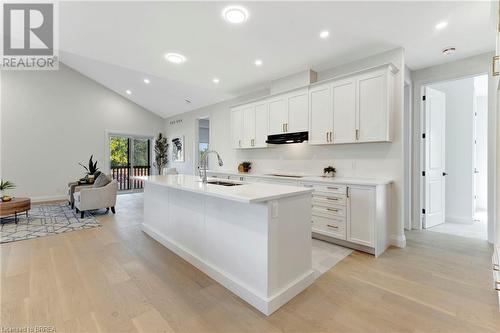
[
  {"xmin": 285, "ymin": 123, "xmax": 288, "ymax": 132},
  {"xmin": 327, "ymin": 224, "xmax": 339, "ymax": 229},
  {"xmin": 238, "ymin": 139, "xmax": 241, "ymax": 147},
  {"xmin": 346, "ymin": 186, "xmax": 350, "ymax": 198},
  {"xmin": 355, "ymin": 129, "xmax": 360, "ymax": 140},
  {"xmin": 282, "ymin": 124, "xmax": 285, "ymax": 132},
  {"xmin": 329, "ymin": 131, "xmax": 333, "ymax": 142},
  {"xmin": 326, "ymin": 132, "xmax": 329, "ymax": 142},
  {"xmin": 494, "ymin": 264, "xmax": 499, "ymax": 271},
  {"xmin": 493, "ymin": 55, "xmax": 500, "ymax": 76}
]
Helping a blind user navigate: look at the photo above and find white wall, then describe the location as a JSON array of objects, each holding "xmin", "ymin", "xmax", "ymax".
[
  {"xmin": 430, "ymin": 78, "xmax": 475, "ymax": 224},
  {"xmin": 1, "ymin": 63, "xmax": 164, "ymax": 201},
  {"xmin": 411, "ymin": 52, "xmax": 495, "ymax": 243},
  {"xmin": 165, "ymin": 48, "xmax": 406, "ymax": 247}
]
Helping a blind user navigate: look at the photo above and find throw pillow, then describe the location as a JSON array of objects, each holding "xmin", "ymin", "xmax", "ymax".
[{"xmin": 93, "ymin": 173, "xmax": 111, "ymax": 188}]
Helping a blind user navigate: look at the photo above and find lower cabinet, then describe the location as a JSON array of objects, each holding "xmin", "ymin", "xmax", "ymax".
[{"xmin": 302, "ymin": 181, "xmax": 390, "ymax": 257}]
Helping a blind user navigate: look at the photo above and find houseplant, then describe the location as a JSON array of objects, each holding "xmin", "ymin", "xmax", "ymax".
[
  {"xmin": 79, "ymin": 155, "xmax": 99, "ymax": 182},
  {"xmin": 238, "ymin": 161, "xmax": 252, "ymax": 173},
  {"xmin": 323, "ymin": 166, "xmax": 336, "ymax": 177},
  {"xmin": 0, "ymin": 179, "xmax": 16, "ymax": 202},
  {"xmin": 153, "ymin": 133, "xmax": 169, "ymax": 175}
]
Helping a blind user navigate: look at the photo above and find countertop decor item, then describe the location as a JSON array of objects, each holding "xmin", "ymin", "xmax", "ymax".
[
  {"xmin": 323, "ymin": 166, "xmax": 336, "ymax": 177},
  {"xmin": 154, "ymin": 133, "xmax": 169, "ymax": 175},
  {"xmin": 0, "ymin": 179, "xmax": 16, "ymax": 201},
  {"xmin": 238, "ymin": 161, "xmax": 252, "ymax": 173}
]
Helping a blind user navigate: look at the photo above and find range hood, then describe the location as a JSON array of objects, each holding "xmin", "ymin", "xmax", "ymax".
[{"xmin": 266, "ymin": 132, "xmax": 308, "ymax": 144}]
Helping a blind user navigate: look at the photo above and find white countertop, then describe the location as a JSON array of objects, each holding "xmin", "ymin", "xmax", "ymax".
[
  {"xmin": 137, "ymin": 174, "xmax": 313, "ymax": 204},
  {"xmin": 206, "ymin": 170, "xmax": 392, "ymax": 186}
]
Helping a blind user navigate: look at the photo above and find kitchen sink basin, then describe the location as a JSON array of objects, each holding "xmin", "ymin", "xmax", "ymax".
[{"xmin": 206, "ymin": 180, "xmax": 243, "ymax": 186}]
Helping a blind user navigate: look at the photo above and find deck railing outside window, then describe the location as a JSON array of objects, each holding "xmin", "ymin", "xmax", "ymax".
[{"xmin": 111, "ymin": 165, "xmax": 150, "ymax": 190}]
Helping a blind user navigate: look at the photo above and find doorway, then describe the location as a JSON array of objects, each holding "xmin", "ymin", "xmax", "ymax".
[
  {"xmin": 421, "ymin": 74, "xmax": 488, "ymax": 240},
  {"xmin": 195, "ymin": 117, "xmax": 210, "ymax": 174},
  {"xmin": 109, "ymin": 134, "xmax": 152, "ymax": 191}
]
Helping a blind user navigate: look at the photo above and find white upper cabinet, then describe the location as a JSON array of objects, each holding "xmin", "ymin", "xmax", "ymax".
[
  {"xmin": 287, "ymin": 88, "xmax": 309, "ymax": 133},
  {"xmin": 254, "ymin": 101, "xmax": 268, "ymax": 147},
  {"xmin": 268, "ymin": 88, "xmax": 309, "ymax": 135},
  {"xmin": 309, "ymin": 65, "xmax": 395, "ymax": 145},
  {"xmin": 332, "ymin": 78, "xmax": 356, "ymax": 143},
  {"xmin": 309, "ymin": 83, "xmax": 332, "ymax": 144},
  {"xmin": 231, "ymin": 101, "xmax": 268, "ymax": 149},
  {"xmin": 268, "ymin": 96, "xmax": 287, "ymax": 135},
  {"xmin": 356, "ymin": 69, "xmax": 392, "ymax": 142},
  {"xmin": 231, "ymin": 107, "xmax": 244, "ymax": 149}
]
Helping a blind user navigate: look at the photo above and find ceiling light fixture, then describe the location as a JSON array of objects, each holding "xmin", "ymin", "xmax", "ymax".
[
  {"xmin": 143, "ymin": 78, "xmax": 150, "ymax": 84},
  {"xmin": 254, "ymin": 59, "xmax": 263, "ymax": 66},
  {"xmin": 212, "ymin": 78, "xmax": 220, "ymax": 84},
  {"xmin": 126, "ymin": 90, "xmax": 132, "ymax": 95},
  {"xmin": 165, "ymin": 53, "xmax": 186, "ymax": 64},
  {"xmin": 442, "ymin": 47, "xmax": 456, "ymax": 56},
  {"xmin": 319, "ymin": 30, "xmax": 330, "ymax": 39},
  {"xmin": 435, "ymin": 21, "xmax": 448, "ymax": 30},
  {"xmin": 222, "ymin": 5, "xmax": 249, "ymax": 24}
]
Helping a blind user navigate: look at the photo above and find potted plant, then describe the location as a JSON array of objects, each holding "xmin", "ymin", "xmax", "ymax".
[
  {"xmin": 238, "ymin": 161, "xmax": 252, "ymax": 173},
  {"xmin": 153, "ymin": 133, "xmax": 169, "ymax": 175},
  {"xmin": 79, "ymin": 155, "xmax": 99, "ymax": 183},
  {"xmin": 0, "ymin": 180, "xmax": 16, "ymax": 202},
  {"xmin": 323, "ymin": 166, "xmax": 336, "ymax": 178}
]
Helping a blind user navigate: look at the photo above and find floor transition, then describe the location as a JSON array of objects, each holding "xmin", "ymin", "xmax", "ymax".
[{"xmin": 1, "ymin": 193, "xmax": 499, "ymax": 332}]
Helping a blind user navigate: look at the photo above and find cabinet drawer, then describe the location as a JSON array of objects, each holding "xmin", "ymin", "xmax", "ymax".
[
  {"xmin": 312, "ymin": 204, "xmax": 346, "ymax": 218},
  {"xmin": 312, "ymin": 192, "xmax": 346, "ymax": 206},
  {"xmin": 302, "ymin": 182, "xmax": 347, "ymax": 195},
  {"xmin": 311, "ymin": 215, "xmax": 346, "ymax": 240}
]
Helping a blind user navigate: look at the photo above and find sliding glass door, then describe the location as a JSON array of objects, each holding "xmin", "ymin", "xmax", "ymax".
[{"xmin": 109, "ymin": 135, "xmax": 151, "ymax": 191}]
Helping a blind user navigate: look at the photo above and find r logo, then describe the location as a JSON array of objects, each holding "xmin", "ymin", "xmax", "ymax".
[{"xmin": 3, "ymin": 3, "xmax": 54, "ymax": 56}]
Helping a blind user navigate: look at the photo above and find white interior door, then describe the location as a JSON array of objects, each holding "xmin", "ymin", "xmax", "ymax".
[{"xmin": 424, "ymin": 87, "xmax": 446, "ymax": 228}]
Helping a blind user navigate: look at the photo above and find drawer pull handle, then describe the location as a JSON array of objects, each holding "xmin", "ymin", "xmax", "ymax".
[
  {"xmin": 327, "ymin": 187, "xmax": 338, "ymax": 190},
  {"xmin": 326, "ymin": 197, "xmax": 339, "ymax": 201},
  {"xmin": 304, "ymin": 185, "xmax": 313, "ymax": 188},
  {"xmin": 327, "ymin": 224, "xmax": 338, "ymax": 229},
  {"xmin": 326, "ymin": 208, "xmax": 339, "ymax": 212}
]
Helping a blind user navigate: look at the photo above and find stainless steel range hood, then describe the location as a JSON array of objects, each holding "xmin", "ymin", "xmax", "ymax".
[{"xmin": 266, "ymin": 132, "xmax": 308, "ymax": 144}]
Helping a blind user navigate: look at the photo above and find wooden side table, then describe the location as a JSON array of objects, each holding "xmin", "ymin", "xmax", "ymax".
[{"xmin": 0, "ymin": 197, "xmax": 31, "ymax": 224}]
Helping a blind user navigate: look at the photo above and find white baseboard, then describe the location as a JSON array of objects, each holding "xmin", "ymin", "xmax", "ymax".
[
  {"xmin": 142, "ymin": 223, "xmax": 315, "ymax": 316},
  {"xmin": 445, "ymin": 215, "xmax": 473, "ymax": 224},
  {"xmin": 31, "ymin": 195, "xmax": 67, "ymax": 203},
  {"xmin": 390, "ymin": 234, "xmax": 406, "ymax": 248}
]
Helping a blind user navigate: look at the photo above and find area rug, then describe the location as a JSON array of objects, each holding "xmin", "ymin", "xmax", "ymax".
[{"xmin": 0, "ymin": 202, "xmax": 101, "ymax": 244}]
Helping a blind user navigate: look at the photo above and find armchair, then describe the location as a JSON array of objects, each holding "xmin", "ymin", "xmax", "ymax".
[{"xmin": 73, "ymin": 180, "xmax": 118, "ymax": 218}]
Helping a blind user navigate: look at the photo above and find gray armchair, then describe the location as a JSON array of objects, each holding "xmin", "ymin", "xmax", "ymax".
[{"xmin": 73, "ymin": 180, "xmax": 118, "ymax": 218}]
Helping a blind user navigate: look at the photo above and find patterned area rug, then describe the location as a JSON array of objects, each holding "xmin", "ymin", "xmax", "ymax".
[{"xmin": 0, "ymin": 202, "xmax": 101, "ymax": 244}]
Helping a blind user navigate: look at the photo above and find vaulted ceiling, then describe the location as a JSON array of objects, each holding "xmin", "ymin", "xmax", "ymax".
[{"xmin": 59, "ymin": 1, "xmax": 495, "ymax": 118}]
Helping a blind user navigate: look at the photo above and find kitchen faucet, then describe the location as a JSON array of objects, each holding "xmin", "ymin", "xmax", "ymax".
[{"xmin": 199, "ymin": 150, "xmax": 223, "ymax": 183}]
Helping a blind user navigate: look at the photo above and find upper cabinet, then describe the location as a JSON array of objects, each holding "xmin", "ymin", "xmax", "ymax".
[
  {"xmin": 231, "ymin": 63, "xmax": 397, "ymax": 149},
  {"xmin": 231, "ymin": 101, "xmax": 268, "ymax": 149},
  {"xmin": 268, "ymin": 88, "xmax": 309, "ymax": 135},
  {"xmin": 309, "ymin": 65, "xmax": 396, "ymax": 144}
]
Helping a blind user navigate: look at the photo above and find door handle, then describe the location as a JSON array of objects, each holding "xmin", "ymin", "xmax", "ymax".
[{"xmin": 442, "ymin": 172, "xmax": 448, "ymax": 176}]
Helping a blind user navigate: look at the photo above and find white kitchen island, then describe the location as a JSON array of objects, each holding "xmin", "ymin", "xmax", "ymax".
[{"xmin": 140, "ymin": 174, "xmax": 314, "ymax": 315}]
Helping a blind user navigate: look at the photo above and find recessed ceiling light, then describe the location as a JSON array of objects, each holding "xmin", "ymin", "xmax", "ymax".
[
  {"xmin": 254, "ymin": 59, "xmax": 263, "ymax": 66},
  {"xmin": 143, "ymin": 78, "xmax": 150, "ymax": 84},
  {"xmin": 222, "ymin": 5, "xmax": 249, "ymax": 24},
  {"xmin": 126, "ymin": 90, "xmax": 132, "ymax": 95},
  {"xmin": 442, "ymin": 47, "xmax": 456, "ymax": 56},
  {"xmin": 165, "ymin": 53, "xmax": 186, "ymax": 64},
  {"xmin": 435, "ymin": 21, "xmax": 448, "ymax": 30},
  {"xmin": 212, "ymin": 78, "xmax": 220, "ymax": 84},
  {"xmin": 319, "ymin": 30, "xmax": 330, "ymax": 39}
]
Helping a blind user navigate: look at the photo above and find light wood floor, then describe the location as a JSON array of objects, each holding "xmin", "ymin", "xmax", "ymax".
[{"xmin": 1, "ymin": 193, "xmax": 499, "ymax": 333}]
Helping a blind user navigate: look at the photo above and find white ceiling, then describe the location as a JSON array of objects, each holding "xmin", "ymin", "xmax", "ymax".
[{"xmin": 59, "ymin": 1, "xmax": 495, "ymax": 119}]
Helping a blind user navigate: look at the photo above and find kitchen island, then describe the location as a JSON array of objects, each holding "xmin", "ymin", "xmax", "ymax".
[{"xmin": 140, "ymin": 174, "xmax": 314, "ymax": 315}]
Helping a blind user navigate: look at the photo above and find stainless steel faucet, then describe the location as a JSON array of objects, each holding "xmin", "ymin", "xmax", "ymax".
[{"xmin": 199, "ymin": 150, "xmax": 223, "ymax": 183}]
